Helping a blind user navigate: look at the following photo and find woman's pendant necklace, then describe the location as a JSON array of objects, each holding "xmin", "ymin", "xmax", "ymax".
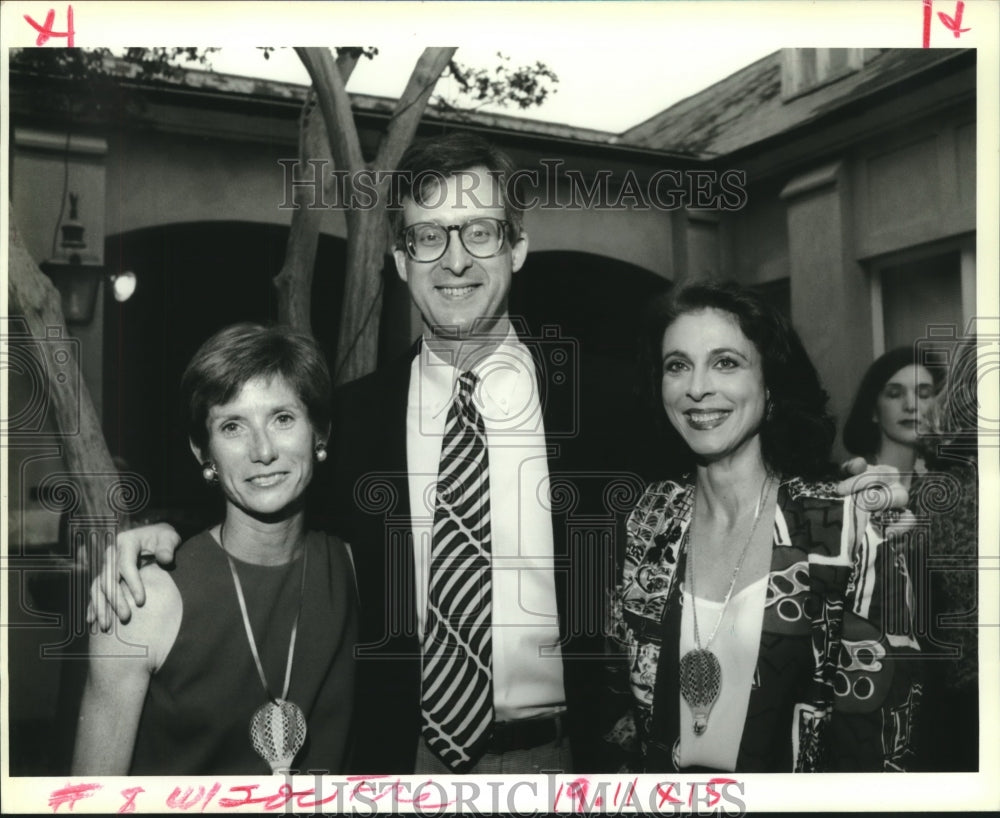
[
  {"xmin": 678, "ymin": 646, "xmax": 722, "ymax": 736},
  {"xmin": 248, "ymin": 698, "xmax": 307, "ymax": 773},
  {"xmin": 222, "ymin": 525, "xmax": 309, "ymax": 774},
  {"xmin": 679, "ymin": 475, "xmax": 772, "ymax": 736}
]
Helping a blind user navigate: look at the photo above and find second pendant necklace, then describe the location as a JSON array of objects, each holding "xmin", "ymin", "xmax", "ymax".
[
  {"xmin": 679, "ymin": 474, "xmax": 773, "ymax": 736},
  {"xmin": 221, "ymin": 524, "xmax": 309, "ymax": 774}
]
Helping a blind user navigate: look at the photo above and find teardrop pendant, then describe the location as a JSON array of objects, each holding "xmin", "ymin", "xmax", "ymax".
[
  {"xmin": 249, "ymin": 698, "xmax": 307, "ymax": 774},
  {"xmin": 679, "ymin": 648, "xmax": 722, "ymax": 735}
]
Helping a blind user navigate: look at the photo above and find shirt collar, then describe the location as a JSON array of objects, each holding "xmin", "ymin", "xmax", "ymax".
[{"xmin": 419, "ymin": 328, "xmax": 537, "ymax": 420}]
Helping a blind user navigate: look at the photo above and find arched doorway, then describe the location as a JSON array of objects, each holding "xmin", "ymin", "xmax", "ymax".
[
  {"xmin": 510, "ymin": 250, "xmax": 672, "ymax": 481},
  {"xmin": 101, "ymin": 221, "xmax": 347, "ymax": 527},
  {"xmin": 511, "ymin": 250, "xmax": 670, "ymax": 359}
]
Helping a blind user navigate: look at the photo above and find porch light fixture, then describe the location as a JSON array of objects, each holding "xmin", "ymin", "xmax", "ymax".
[{"xmin": 40, "ymin": 192, "xmax": 104, "ymax": 324}]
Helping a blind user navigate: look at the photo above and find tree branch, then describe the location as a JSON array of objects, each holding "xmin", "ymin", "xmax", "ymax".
[
  {"xmin": 273, "ymin": 91, "xmax": 326, "ymax": 331},
  {"xmin": 274, "ymin": 51, "xmax": 362, "ymax": 330},
  {"xmin": 295, "ymin": 47, "xmax": 364, "ymax": 173},
  {"xmin": 334, "ymin": 48, "xmax": 363, "ymax": 82},
  {"xmin": 376, "ymin": 47, "xmax": 457, "ymax": 169}
]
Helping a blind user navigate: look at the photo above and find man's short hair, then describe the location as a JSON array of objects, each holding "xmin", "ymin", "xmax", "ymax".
[{"xmin": 389, "ymin": 132, "xmax": 525, "ymax": 249}]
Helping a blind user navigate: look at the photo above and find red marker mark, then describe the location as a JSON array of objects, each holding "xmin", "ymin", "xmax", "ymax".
[
  {"xmin": 165, "ymin": 783, "xmax": 220, "ymax": 811},
  {"xmin": 350, "ymin": 779, "xmax": 377, "ymax": 802},
  {"xmin": 409, "ymin": 781, "xmax": 455, "ymax": 810},
  {"xmin": 48, "ymin": 783, "xmax": 100, "ymax": 812},
  {"xmin": 938, "ymin": 1, "xmax": 971, "ymax": 37},
  {"xmin": 656, "ymin": 782, "xmax": 683, "ymax": 808},
  {"xmin": 24, "ymin": 6, "xmax": 75, "ymax": 47},
  {"xmin": 625, "ymin": 777, "xmax": 639, "ymax": 806},
  {"xmin": 290, "ymin": 785, "xmax": 341, "ymax": 810},
  {"xmin": 261, "ymin": 783, "xmax": 296, "ymax": 811},
  {"xmin": 216, "ymin": 785, "xmax": 260, "ymax": 809},
  {"xmin": 611, "ymin": 778, "xmax": 639, "ymax": 806},
  {"xmin": 705, "ymin": 777, "xmax": 738, "ymax": 809},
  {"xmin": 199, "ymin": 782, "xmax": 221, "ymax": 811},
  {"xmin": 217, "ymin": 783, "xmax": 341, "ymax": 811},
  {"xmin": 923, "ymin": 0, "xmax": 971, "ymax": 47},
  {"xmin": 566, "ymin": 777, "xmax": 596, "ymax": 811},
  {"xmin": 117, "ymin": 787, "xmax": 144, "ymax": 814}
]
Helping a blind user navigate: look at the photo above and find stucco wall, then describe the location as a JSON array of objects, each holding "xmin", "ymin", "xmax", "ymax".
[{"xmin": 105, "ymin": 129, "xmax": 348, "ymax": 239}]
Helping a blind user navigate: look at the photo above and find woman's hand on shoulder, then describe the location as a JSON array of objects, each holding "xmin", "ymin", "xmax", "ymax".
[
  {"xmin": 835, "ymin": 459, "xmax": 916, "ymax": 541},
  {"xmin": 835, "ymin": 459, "xmax": 909, "ymax": 513}
]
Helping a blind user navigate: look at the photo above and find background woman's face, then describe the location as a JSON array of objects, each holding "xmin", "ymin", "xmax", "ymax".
[
  {"xmin": 874, "ymin": 364, "xmax": 936, "ymax": 448},
  {"xmin": 197, "ymin": 374, "xmax": 318, "ymax": 519},
  {"xmin": 660, "ymin": 308, "xmax": 767, "ymax": 465}
]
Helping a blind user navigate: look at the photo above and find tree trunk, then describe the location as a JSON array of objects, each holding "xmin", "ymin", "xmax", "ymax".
[
  {"xmin": 333, "ymin": 205, "xmax": 389, "ymax": 384},
  {"xmin": 296, "ymin": 47, "xmax": 456, "ymax": 385},
  {"xmin": 7, "ymin": 204, "xmax": 121, "ymax": 574},
  {"xmin": 274, "ymin": 51, "xmax": 362, "ymax": 331},
  {"xmin": 273, "ymin": 91, "xmax": 326, "ymax": 332}
]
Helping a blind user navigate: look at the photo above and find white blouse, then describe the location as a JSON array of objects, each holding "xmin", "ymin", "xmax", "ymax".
[{"xmin": 677, "ymin": 574, "xmax": 768, "ymax": 770}]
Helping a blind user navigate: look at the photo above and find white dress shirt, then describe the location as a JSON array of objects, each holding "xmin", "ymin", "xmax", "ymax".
[{"xmin": 406, "ymin": 330, "xmax": 566, "ymax": 722}]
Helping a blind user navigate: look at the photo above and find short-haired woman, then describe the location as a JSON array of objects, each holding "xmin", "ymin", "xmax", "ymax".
[{"xmin": 73, "ymin": 323, "xmax": 356, "ymax": 775}]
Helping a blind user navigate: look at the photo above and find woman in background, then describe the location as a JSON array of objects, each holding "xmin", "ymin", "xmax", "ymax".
[
  {"xmin": 843, "ymin": 347, "xmax": 941, "ymax": 491},
  {"xmin": 73, "ymin": 324, "xmax": 356, "ymax": 775}
]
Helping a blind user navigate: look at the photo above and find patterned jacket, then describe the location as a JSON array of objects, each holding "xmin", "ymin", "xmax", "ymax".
[{"xmin": 607, "ymin": 478, "xmax": 922, "ymax": 772}]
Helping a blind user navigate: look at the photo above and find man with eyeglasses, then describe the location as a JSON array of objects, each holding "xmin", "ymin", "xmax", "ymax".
[{"xmin": 329, "ymin": 133, "xmax": 605, "ymax": 775}]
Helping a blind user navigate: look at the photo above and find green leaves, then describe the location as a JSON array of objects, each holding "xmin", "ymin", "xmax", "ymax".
[{"xmin": 446, "ymin": 52, "xmax": 559, "ymax": 111}]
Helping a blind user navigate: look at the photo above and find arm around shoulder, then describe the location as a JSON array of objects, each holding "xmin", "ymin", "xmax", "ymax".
[
  {"xmin": 88, "ymin": 522, "xmax": 182, "ymax": 630},
  {"xmin": 72, "ymin": 565, "xmax": 182, "ymax": 775}
]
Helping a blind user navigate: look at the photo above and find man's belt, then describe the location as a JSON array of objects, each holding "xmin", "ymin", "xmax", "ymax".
[{"xmin": 484, "ymin": 714, "xmax": 565, "ymax": 754}]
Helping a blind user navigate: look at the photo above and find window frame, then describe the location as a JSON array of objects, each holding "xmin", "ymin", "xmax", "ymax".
[{"xmin": 868, "ymin": 236, "xmax": 976, "ymax": 356}]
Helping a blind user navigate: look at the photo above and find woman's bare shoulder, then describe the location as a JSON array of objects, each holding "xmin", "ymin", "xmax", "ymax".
[{"xmin": 89, "ymin": 564, "xmax": 182, "ymax": 668}]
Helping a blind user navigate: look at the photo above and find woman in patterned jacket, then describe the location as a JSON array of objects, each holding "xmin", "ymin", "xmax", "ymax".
[{"xmin": 607, "ymin": 282, "xmax": 921, "ymax": 773}]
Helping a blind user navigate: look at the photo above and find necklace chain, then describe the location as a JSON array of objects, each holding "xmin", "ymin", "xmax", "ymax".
[
  {"xmin": 686, "ymin": 474, "xmax": 773, "ymax": 650},
  {"xmin": 220, "ymin": 523, "xmax": 307, "ymax": 702}
]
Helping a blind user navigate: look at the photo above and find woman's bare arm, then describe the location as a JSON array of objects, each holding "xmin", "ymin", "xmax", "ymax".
[{"xmin": 72, "ymin": 567, "xmax": 182, "ymax": 774}]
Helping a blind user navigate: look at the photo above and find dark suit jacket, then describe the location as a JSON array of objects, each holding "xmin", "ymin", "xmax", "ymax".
[{"xmin": 317, "ymin": 333, "xmax": 653, "ymax": 773}]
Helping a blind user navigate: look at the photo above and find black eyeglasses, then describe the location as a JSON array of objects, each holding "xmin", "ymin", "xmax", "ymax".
[{"xmin": 399, "ymin": 218, "xmax": 510, "ymax": 262}]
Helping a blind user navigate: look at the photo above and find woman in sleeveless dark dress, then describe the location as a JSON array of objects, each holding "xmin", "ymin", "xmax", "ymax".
[{"xmin": 73, "ymin": 324, "xmax": 356, "ymax": 775}]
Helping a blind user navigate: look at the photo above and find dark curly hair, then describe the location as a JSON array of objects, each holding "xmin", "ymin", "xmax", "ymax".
[
  {"xmin": 843, "ymin": 346, "xmax": 944, "ymax": 460},
  {"xmin": 642, "ymin": 281, "xmax": 836, "ymax": 479}
]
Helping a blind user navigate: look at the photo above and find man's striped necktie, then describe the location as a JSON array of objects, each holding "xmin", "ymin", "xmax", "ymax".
[{"xmin": 421, "ymin": 370, "xmax": 494, "ymax": 772}]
